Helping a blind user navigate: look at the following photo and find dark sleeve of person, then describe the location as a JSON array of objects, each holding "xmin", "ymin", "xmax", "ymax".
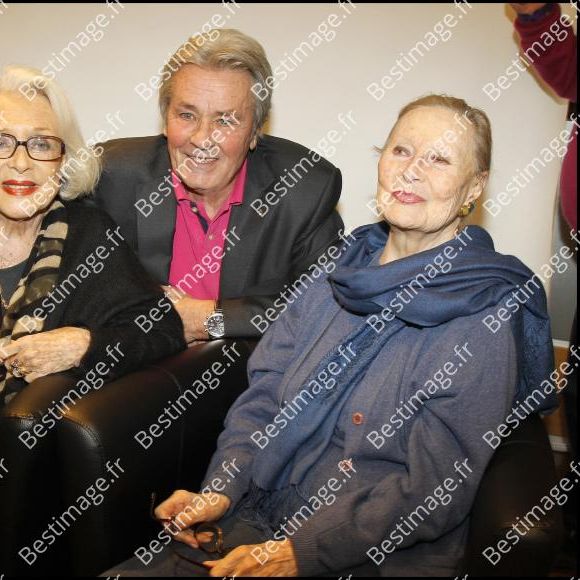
[
  {"xmin": 514, "ymin": 3, "xmax": 577, "ymax": 101},
  {"xmin": 221, "ymin": 168, "xmax": 344, "ymax": 338},
  {"xmin": 58, "ymin": 205, "xmax": 186, "ymax": 381}
]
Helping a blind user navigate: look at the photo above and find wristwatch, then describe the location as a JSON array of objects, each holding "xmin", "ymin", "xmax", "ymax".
[{"xmin": 204, "ymin": 305, "xmax": 225, "ymax": 339}]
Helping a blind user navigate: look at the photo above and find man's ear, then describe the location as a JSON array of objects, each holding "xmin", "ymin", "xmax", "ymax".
[{"xmin": 249, "ymin": 134, "xmax": 258, "ymax": 151}]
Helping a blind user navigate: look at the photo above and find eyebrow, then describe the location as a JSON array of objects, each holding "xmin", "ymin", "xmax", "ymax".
[
  {"xmin": 174, "ymin": 103, "xmax": 239, "ymax": 116},
  {"xmin": 0, "ymin": 127, "xmax": 53, "ymax": 134},
  {"xmin": 429, "ymin": 147, "xmax": 453, "ymax": 157}
]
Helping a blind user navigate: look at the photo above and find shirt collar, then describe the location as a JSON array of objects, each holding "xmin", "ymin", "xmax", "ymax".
[{"xmin": 172, "ymin": 158, "xmax": 248, "ymax": 207}]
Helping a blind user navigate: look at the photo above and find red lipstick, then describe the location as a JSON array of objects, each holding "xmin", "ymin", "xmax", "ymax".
[
  {"xmin": 391, "ymin": 190, "xmax": 425, "ymax": 204},
  {"xmin": 2, "ymin": 180, "xmax": 39, "ymax": 197}
]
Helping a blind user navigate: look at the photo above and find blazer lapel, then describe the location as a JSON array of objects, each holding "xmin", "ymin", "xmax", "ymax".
[
  {"xmin": 221, "ymin": 143, "xmax": 278, "ymax": 296},
  {"xmin": 136, "ymin": 142, "xmax": 176, "ymax": 283}
]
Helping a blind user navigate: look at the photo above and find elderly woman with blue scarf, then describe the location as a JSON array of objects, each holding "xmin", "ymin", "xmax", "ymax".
[{"xmin": 105, "ymin": 95, "xmax": 557, "ymax": 577}]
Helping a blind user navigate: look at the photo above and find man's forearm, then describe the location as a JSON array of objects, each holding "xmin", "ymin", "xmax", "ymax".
[
  {"xmin": 184, "ymin": 299, "xmax": 214, "ymax": 342},
  {"xmin": 169, "ymin": 289, "xmax": 273, "ymax": 341},
  {"xmin": 164, "ymin": 287, "xmax": 214, "ymax": 342}
]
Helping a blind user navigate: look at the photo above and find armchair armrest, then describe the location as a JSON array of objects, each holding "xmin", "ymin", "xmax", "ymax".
[
  {"xmin": 0, "ymin": 373, "xmax": 78, "ymax": 576},
  {"xmin": 55, "ymin": 365, "xmax": 183, "ymax": 575},
  {"xmin": 150, "ymin": 338, "xmax": 257, "ymax": 489},
  {"xmin": 56, "ymin": 338, "xmax": 256, "ymax": 576},
  {"xmin": 461, "ymin": 414, "xmax": 564, "ymax": 576}
]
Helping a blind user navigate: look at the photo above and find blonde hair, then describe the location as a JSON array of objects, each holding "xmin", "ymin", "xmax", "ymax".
[
  {"xmin": 391, "ymin": 94, "xmax": 492, "ymax": 175},
  {"xmin": 0, "ymin": 65, "xmax": 100, "ymax": 200},
  {"xmin": 158, "ymin": 29, "xmax": 273, "ymax": 134}
]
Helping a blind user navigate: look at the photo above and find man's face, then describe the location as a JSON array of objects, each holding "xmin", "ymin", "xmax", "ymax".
[{"xmin": 164, "ymin": 64, "xmax": 257, "ymax": 200}]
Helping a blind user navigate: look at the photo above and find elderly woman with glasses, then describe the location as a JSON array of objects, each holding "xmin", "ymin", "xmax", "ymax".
[
  {"xmin": 104, "ymin": 95, "xmax": 557, "ymax": 577},
  {"xmin": 0, "ymin": 65, "xmax": 185, "ymax": 404}
]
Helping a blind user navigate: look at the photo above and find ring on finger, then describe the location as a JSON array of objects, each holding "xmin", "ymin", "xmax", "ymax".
[{"xmin": 9, "ymin": 359, "xmax": 27, "ymax": 378}]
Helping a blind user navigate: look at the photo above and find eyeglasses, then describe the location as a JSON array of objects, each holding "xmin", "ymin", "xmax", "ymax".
[
  {"xmin": 0, "ymin": 133, "xmax": 65, "ymax": 161},
  {"xmin": 149, "ymin": 492, "xmax": 230, "ymax": 570}
]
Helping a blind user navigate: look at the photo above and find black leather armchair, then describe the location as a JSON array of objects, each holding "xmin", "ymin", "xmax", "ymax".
[
  {"xmin": 0, "ymin": 339, "xmax": 563, "ymax": 577},
  {"xmin": 0, "ymin": 375, "xmax": 77, "ymax": 576},
  {"xmin": 460, "ymin": 413, "xmax": 564, "ymax": 576}
]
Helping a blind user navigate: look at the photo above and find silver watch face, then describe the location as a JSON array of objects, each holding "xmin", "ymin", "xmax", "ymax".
[{"xmin": 206, "ymin": 311, "xmax": 225, "ymax": 338}]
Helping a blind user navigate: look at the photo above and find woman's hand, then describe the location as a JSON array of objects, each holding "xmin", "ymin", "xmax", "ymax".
[
  {"xmin": 154, "ymin": 490, "xmax": 231, "ymax": 548},
  {"xmin": 0, "ymin": 327, "xmax": 91, "ymax": 382},
  {"xmin": 509, "ymin": 3, "xmax": 547, "ymax": 15},
  {"xmin": 204, "ymin": 539, "xmax": 299, "ymax": 577}
]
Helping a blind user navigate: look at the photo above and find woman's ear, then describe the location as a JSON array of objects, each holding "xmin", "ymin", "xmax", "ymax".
[{"xmin": 467, "ymin": 171, "xmax": 488, "ymax": 204}]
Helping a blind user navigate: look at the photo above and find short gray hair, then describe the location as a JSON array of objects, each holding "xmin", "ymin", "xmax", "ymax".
[
  {"xmin": 159, "ymin": 29, "xmax": 273, "ymax": 134},
  {"xmin": 393, "ymin": 94, "xmax": 492, "ymax": 175},
  {"xmin": 0, "ymin": 65, "xmax": 100, "ymax": 200}
]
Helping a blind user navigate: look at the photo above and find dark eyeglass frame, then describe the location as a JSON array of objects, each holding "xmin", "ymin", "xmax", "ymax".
[
  {"xmin": 149, "ymin": 492, "xmax": 230, "ymax": 570},
  {"xmin": 0, "ymin": 133, "xmax": 65, "ymax": 161}
]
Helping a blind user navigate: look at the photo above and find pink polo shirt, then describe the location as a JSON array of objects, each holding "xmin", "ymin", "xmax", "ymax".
[{"xmin": 168, "ymin": 160, "xmax": 247, "ymax": 300}]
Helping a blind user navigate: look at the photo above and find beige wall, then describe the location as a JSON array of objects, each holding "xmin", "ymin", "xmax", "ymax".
[{"xmin": 1, "ymin": 2, "xmax": 577, "ymax": 287}]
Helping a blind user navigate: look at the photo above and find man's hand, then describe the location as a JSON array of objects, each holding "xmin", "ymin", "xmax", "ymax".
[
  {"xmin": 509, "ymin": 3, "xmax": 547, "ymax": 15},
  {"xmin": 163, "ymin": 286, "xmax": 215, "ymax": 342},
  {"xmin": 154, "ymin": 490, "xmax": 231, "ymax": 548},
  {"xmin": 0, "ymin": 327, "xmax": 91, "ymax": 383},
  {"xmin": 204, "ymin": 539, "xmax": 299, "ymax": 577}
]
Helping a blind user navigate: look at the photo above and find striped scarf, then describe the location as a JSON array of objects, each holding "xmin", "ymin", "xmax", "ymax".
[{"xmin": 0, "ymin": 201, "xmax": 68, "ymax": 405}]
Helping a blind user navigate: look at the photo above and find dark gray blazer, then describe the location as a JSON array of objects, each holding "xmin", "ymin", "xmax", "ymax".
[{"xmin": 92, "ymin": 134, "xmax": 344, "ymax": 337}]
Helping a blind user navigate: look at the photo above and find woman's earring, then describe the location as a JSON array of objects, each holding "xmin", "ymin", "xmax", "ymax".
[{"xmin": 458, "ymin": 201, "xmax": 476, "ymax": 217}]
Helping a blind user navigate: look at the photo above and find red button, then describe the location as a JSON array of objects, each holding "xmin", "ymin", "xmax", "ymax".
[
  {"xmin": 338, "ymin": 459, "xmax": 354, "ymax": 472},
  {"xmin": 352, "ymin": 412, "xmax": 364, "ymax": 425}
]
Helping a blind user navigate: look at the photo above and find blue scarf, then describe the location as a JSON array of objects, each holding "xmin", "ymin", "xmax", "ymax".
[{"xmin": 251, "ymin": 223, "xmax": 556, "ymax": 491}]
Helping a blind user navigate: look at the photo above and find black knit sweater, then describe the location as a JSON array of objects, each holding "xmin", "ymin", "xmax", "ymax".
[{"xmin": 7, "ymin": 200, "xmax": 186, "ymax": 387}]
